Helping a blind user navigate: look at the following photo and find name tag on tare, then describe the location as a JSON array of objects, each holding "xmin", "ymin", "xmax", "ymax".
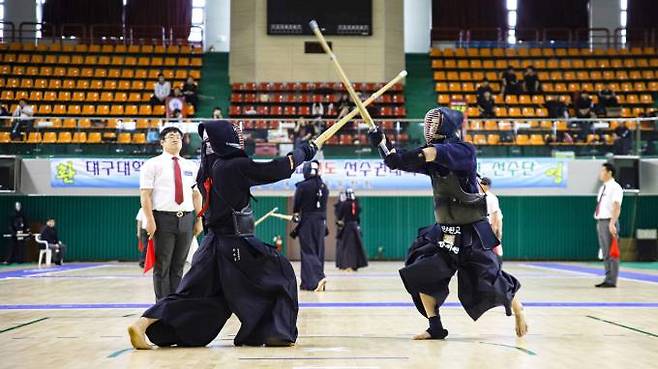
[{"xmin": 184, "ymin": 171, "xmax": 194, "ymax": 176}]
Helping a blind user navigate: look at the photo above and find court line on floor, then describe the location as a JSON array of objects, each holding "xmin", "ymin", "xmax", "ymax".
[
  {"xmin": 239, "ymin": 356, "xmax": 408, "ymax": 361},
  {"xmin": 0, "ymin": 263, "xmax": 111, "ymax": 280},
  {"xmin": 2, "ymin": 302, "xmax": 658, "ymax": 310},
  {"xmin": 107, "ymin": 348, "xmax": 133, "ymax": 358},
  {"xmin": 524, "ymin": 263, "xmax": 658, "ymax": 284},
  {"xmin": 0, "ymin": 317, "xmax": 48, "ymax": 334},
  {"xmin": 586, "ymin": 315, "xmax": 658, "ymax": 338}
]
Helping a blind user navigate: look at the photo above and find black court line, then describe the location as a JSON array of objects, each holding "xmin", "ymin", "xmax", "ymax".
[
  {"xmin": 587, "ymin": 315, "xmax": 658, "ymax": 338},
  {"xmin": 0, "ymin": 317, "xmax": 48, "ymax": 334},
  {"xmin": 239, "ymin": 356, "xmax": 408, "ymax": 361},
  {"xmin": 479, "ymin": 341, "xmax": 537, "ymax": 356}
]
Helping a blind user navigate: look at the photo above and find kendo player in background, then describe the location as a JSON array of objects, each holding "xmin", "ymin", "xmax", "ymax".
[
  {"xmin": 334, "ymin": 191, "xmax": 346, "ymax": 269},
  {"xmin": 368, "ymin": 107, "xmax": 528, "ymax": 340},
  {"xmin": 5, "ymin": 202, "xmax": 30, "ymax": 264},
  {"xmin": 336, "ymin": 188, "xmax": 368, "ymax": 271},
  {"xmin": 128, "ymin": 120, "xmax": 317, "ymax": 349},
  {"xmin": 292, "ymin": 160, "xmax": 329, "ymax": 292}
]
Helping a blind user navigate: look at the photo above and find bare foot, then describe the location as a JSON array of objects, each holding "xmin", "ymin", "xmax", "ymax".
[
  {"xmin": 413, "ymin": 330, "xmax": 432, "ymax": 340},
  {"xmin": 514, "ymin": 311, "xmax": 528, "ymax": 337},
  {"xmin": 314, "ymin": 278, "xmax": 327, "ymax": 292},
  {"xmin": 128, "ymin": 317, "xmax": 154, "ymax": 350}
]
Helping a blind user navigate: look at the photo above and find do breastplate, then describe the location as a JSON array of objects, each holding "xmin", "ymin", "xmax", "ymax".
[{"xmin": 430, "ymin": 170, "xmax": 487, "ymax": 225}]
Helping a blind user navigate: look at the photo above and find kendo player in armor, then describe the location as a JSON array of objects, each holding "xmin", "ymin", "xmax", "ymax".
[
  {"xmin": 336, "ymin": 188, "xmax": 368, "ymax": 271},
  {"xmin": 368, "ymin": 107, "xmax": 528, "ymax": 340},
  {"xmin": 6, "ymin": 202, "xmax": 30, "ymax": 264},
  {"xmin": 292, "ymin": 160, "xmax": 329, "ymax": 292},
  {"xmin": 128, "ymin": 120, "xmax": 317, "ymax": 349},
  {"xmin": 334, "ymin": 191, "xmax": 346, "ymax": 269}
]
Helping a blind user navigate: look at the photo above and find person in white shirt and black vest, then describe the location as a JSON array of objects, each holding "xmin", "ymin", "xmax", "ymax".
[
  {"xmin": 140, "ymin": 127, "xmax": 203, "ymax": 300},
  {"xmin": 594, "ymin": 163, "xmax": 623, "ymax": 288}
]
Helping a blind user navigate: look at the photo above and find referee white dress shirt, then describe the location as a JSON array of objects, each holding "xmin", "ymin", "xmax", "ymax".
[
  {"xmin": 594, "ymin": 178, "xmax": 623, "ymax": 220},
  {"xmin": 139, "ymin": 152, "xmax": 198, "ymax": 212}
]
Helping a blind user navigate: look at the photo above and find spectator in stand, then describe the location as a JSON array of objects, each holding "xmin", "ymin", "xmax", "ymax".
[
  {"xmin": 576, "ymin": 91, "xmax": 595, "ymax": 119},
  {"xmin": 312, "ymin": 102, "xmax": 324, "ymax": 119},
  {"xmin": 596, "ymin": 84, "xmax": 619, "ymax": 116},
  {"xmin": 0, "ymin": 102, "xmax": 9, "ymax": 116},
  {"xmin": 545, "ymin": 96, "xmax": 569, "ymax": 119},
  {"xmin": 212, "ymin": 107, "xmax": 223, "ymax": 119},
  {"xmin": 244, "ymin": 106, "xmax": 257, "ymax": 115},
  {"xmin": 293, "ymin": 117, "xmax": 315, "ymax": 149},
  {"xmin": 336, "ymin": 94, "xmax": 351, "ymax": 119},
  {"xmin": 182, "ymin": 77, "xmax": 198, "ymax": 109},
  {"xmin": 150, "ymin": 73, "xmax": 171, "ymax": 105},
  {"xmin": 523, "ymin": 66, "xmax": 541, "ymax": 95},
  {"xmin": 500, "ymin": 66, "xmax": 520, "ymax": 96},
  {"xmin": 476, "ymin": 78, "xmax": 494, "ymax": 101},
  {"xmin": 613, "ymin": 121, "xmax": 632, "ymax": 155},
  {"xmin": 477, "ymin": 91, "xmax": 496, "ymax": 118},
  {"xmin": 10, "ymin": 99, "xmax": 35, "ymax": 141}
]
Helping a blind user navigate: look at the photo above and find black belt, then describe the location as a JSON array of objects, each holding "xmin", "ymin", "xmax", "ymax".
[
  {"xmin": 597, "ymin": 218, "xmax": 611, "ymax": 221},
  {"xmin": 153, "ymin": 210, "xmax": 193, "ymax": 218}
]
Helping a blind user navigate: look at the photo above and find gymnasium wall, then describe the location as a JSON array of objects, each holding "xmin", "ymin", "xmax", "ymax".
[{"xmin": 228, "ymin": 0, "xmax": 404, "ymax": 83}]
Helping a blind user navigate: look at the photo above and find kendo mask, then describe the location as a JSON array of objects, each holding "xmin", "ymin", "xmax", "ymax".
[
  {"xmin": 423, "ymin": 107, "xmax": 465, "ymax": 144},
  {"xmin": 198, "ymin": 120, "xmax": 245, "ymax": 158},
  {"xmin": 303, "ymin": 160, "xmax": 320, "ymax": 179},
  {"xmin": 345, "ymin": 188, "xmax": 355, "ymax": 200}
]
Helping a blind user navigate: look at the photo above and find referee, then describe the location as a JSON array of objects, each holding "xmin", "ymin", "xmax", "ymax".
[
  {"xmin": 140, "ymin": 127, "xmax": 202, "ymax": 300},
  {"xmin": 594, "ymin": 163, "xmax": 623, "ymax": 288}
]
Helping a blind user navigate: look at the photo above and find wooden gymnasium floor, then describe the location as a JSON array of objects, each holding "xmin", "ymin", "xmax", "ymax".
[{"xmin": 1, "ymin": 261, "xmax": 657, "ymax": 369}]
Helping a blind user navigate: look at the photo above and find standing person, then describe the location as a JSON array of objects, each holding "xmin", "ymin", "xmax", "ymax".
[
  {"xmin": 334, "ymin": 191, "xmax": 346, "ymax": 269},
  {"xmin": 500, "ymin": 66, "xmax": 519, "ymax": 96},
  {"xmin": 139, "ymin": 127, "xmax": 203, "ymax": 301},
  {"xmin": 128, "ymin": 120, "xmax": 317, "ymax": 349},
  {"xmin": 368, "ymin": 107, "xmax": 527, "ymax": 340},
  {"xmin": 594, "ymin": 163, "xmax": 623, "ymax": 288},
  {"xmin": 136, "ymin": 208, "xmax": 149, "ymax": 268},
  {"xmin": 39, "ymin": 218, "xmax": 66, "ymax": 265},
  {"xmin": 336, "ymin": 188, "xmax": 368, "ymax": 272},
  {"xmin": 293, "ymin": 160, "xmax": 329, "ymax": 291},
  {"xmin": 5, "ymin": 202, "xmax": 30, "ymax": 264},
  {"xmin": 522, "ymin": 66, "xmax": 541, "ymax": 95},
  {"xmin": 480, "ymin": 178, "xmax": 503, "ymax": 263}
]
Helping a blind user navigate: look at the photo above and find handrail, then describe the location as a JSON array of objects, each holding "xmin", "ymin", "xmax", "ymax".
[
  {"xmin": 514, "ymin": 27, "xmax": 540, "ymax": 43},
  {"xmin": 60, "ymin": 23, "xmax": 88, "ymax": 41},
  {"xmin": 18, "ymin": 22, "xmax": 56, "ymax": 43},
  {"xmin": 0, "ymin": 21, "xmax": 16, "ymax": 42},
  {"xmin": 575, "ymin": 27, "xmax": 610, "ymax": 48},
  {"xmin": 89, "ymin": 23, "xmax": 126, "ymax": 43},
  {"xmin": 128, "ymin": 25, "xmax": 166, "ymax": 45}
]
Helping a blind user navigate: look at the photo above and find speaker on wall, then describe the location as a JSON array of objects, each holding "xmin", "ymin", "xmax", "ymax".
[{"xmin": 610, "ymin": 156, "xmax": 639, "ymax": 191}]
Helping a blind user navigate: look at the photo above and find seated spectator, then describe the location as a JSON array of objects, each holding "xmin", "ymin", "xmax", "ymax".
[
  {"xmin": 10, "ymin": 99, "xmax": 34, "ymax": 141},
  {"xmin": 336, "ymin": 94, "xmax": 351, "ymax": 119},
  {"xmin": 476, "ymin": 78, "xmax": 494, "ymax": 101},
  {"xmin": 613, "ymin": 121, "xmax": 632, "ymax": 154},
  {"xmin": 575, "ymin": 91, "xmax": 595, "ymax": 119},
  {"xmin": 0, "ymin": 102, "xmax": 9, "ymax": 116},
  {"xmin": 545, "ymin": 96, "xmax": 569, "ymax": 119},
  {"xmin": 39, "ymin": 218, "xmax": 66, "ymax": 265},
  {"xmin": 312, "ymin": 102, "xmax": 324, "ymax": 119},
  {"xmin": 212, "ymin": 106, "xmax": 223, "ymax": 119},
  {"xmin": 477, "ymin": 91, "xmax": 496, "ymax": 118},
  {"xmin": 150, "ymin": 73, "xmax": 171, "ymax": 105},
  {"xmin": 500, "ymin": 66, "xmax": 520, "ymax": 96},
  {"xmin": 523, "ymin": 66, "xmax": 541, "ymax": 95},
  {"xmin": 293, "ymin": 117, "xmax": 315, "ymax": 148},
  {"xmin": 596, "ymin": 84, "xmax": 619, "ymax": 116},
  {"xmin": 182, "ymin": 77, "xmax": 198, "ymax": 109},
  {"xmin": 244, "ymin": 106, "xmax": 257, "ymax": 115}
]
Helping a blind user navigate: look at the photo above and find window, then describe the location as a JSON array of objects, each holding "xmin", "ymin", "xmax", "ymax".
[
  {"xmin": 506, "ymin": 0, "xmax": 517, "ymax": 44},
  {"xmin": 190, "ymin": 0, "xmax": 205, "ymax": 43},
  {"xmin": 620, "ymin": 0, "xmax": 627, "ymax": 44},
  {"xmin": 35, "ymin": 0, "xmax": 45, "ymax": 38}
]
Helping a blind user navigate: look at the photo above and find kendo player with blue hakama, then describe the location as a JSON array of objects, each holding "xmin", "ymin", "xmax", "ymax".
[
  {"xmin": 128, "ymin": 120, "xmax": 317, "ymax": 349},
  {"xmin": 368, "ymin": 107, "xmax": 528, "ymax": 340},
  {"xmin": 335, "ymin": 188, "xmax": 368, "ymax": 271},
  {"xmin": 292, "ymin": 160, "xmax": 329, "ymax": 292}
]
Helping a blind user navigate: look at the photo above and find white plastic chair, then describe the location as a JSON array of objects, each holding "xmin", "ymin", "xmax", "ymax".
[{"xmin": 35, "ymin": 234, "xmax": 52, "ymax": 268}]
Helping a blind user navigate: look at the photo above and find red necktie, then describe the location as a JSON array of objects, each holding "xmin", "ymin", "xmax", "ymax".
[
  {"xmin": 173, "ymin": 157, "xmax": 183, "ymax": 205},
  {"xmin": 595, "ymin": 185, "xmax": 606, "ymax": 217}
]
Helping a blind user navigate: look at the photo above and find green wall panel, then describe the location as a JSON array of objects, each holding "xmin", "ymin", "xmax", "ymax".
[{"xmin": 1, "ymin": 195, "xmax": 656, "ymax": 261}]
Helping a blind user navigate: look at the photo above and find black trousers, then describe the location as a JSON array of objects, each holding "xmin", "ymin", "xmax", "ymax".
[
  {"xmin": 152, "ymin": 211, "xmax": 195, "ymax": 301},
  {"xmin": 298, "ymin": 214, "xmax": 326, "ymax": 290},
  {"xmin": 6, "ymin": 238, "xmax": 26, "ymax": 263}
]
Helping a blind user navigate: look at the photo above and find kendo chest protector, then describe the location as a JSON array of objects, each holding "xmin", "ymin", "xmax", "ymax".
[{"xmin": 430, "ymin": 171, "xmax": 487, "ymax": 225}]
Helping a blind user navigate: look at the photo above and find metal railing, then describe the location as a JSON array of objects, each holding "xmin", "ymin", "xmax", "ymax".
[{"xmin": 2, "ymin": 116, "xmax": 656, "ymax": 159}]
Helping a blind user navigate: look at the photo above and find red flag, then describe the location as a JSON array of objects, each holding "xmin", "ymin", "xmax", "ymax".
[
  {"xmin": 137, "ymin": 239, "xmax": 145, "ymax": 253},
  {"xmin": 609, "ymin": 237, "xmax": 620, "ymax": 259},
  {"xmin": 143, "ymin": 239, "xmax": 155, "ymax": 273}
]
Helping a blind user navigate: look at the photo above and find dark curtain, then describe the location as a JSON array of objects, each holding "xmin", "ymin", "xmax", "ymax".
[
  {"xmin": 516, "ymin": 0, "xmax": 589, "ymax": 40},
  {"xmin": 42, "ymin": 0, "xmax": 123, "ymax": 38},
  {"xmin": 432, "ymin": 0, "xmax": 506, "ymax": 40},
  {"xmin": 125, "ymin": 0, "xmax": 192, "ymax": 40},
  {"xmin": 627, "ymin": 0, "xmax": 658, "ymax": 44}
]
